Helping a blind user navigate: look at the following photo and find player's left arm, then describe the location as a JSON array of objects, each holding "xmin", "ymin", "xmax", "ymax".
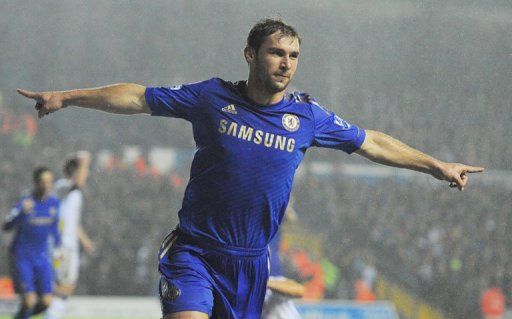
[
  {"xmin": 3, "ymin": 199, "xmax": 32, "ymax": 231},
  {"xmin": 74, "ymin": 150, "xmax": 91, "ymax": 189},
  {"xmin": 267, "ymin": 277, "xmax": 305, "ymax": 298},
  {"xmin": 355, "ymin": 130, "xmax": 484, "ymax": 191}
]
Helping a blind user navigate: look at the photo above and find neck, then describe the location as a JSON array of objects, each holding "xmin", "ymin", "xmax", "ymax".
[
  {"xmin": 33, "ymin": 190, "xmax": 47, "ymax": 200},
  {"xmin": 245, "ymin": 76, "xmax": 285, "ymax": 105}
]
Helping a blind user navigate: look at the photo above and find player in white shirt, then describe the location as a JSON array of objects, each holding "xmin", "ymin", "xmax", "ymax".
[
  {"xmin": 45, "ymin": 151, "xmax": 95, "ymax": 319},
  {"xmin": 262, "ymin": 277, "xmax": 305, "ymax": 319}
]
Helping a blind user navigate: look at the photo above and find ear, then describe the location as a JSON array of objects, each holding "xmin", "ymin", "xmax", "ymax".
[{"xmin": 244, "ymin": 46, "xmax": 255, "ymax": 64}]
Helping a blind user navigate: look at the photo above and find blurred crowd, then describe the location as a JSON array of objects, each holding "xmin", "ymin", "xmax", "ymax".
[{"xmin": 294, "ymin": 171, "xmax": 511, "ymax": 319}]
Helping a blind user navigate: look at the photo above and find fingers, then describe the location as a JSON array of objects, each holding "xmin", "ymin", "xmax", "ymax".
[
  {"xmin": 38, "ymin": 109, "xmax": 50, "ymax": 119},
  {"xmin": 452, "ymin": 173, "xmax": 465, "ymax": 191},
  {"xmin": 450, "ymin": 170, "xmax": 471, "ymax": 191},
  {"xmin": 17, "ymin": 88, "xmax": 50, "ymax": 118},
  {"xmin": 446, "ymin": 163, "xmax": 484, "ymax": 191},
  {"xmin": 17, "ymin": 88, "xmax": 40, "ymax": 100},
  {"xmin": 463, "ymin": 166, "xmax": 485, "ymax": 173}
]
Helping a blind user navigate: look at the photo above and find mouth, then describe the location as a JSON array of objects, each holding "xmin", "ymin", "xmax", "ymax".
[{"xmin": 274, "ymin": 74, "xmax": 289, "ymax": 80}]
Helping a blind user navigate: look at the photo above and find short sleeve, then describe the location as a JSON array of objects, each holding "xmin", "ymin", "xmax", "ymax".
[
  {"xmin": 311, "ymin": 102, "xmax": 366, "ymax": 154},
  {"xmin": 145, "ymin": 79, "xmax": 211, "ymax": 121}
]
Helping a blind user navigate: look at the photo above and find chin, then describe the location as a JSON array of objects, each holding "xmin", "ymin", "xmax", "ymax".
[{"xmin": 269, "ymin": 81, "xmax": 289, "ymax": 93}]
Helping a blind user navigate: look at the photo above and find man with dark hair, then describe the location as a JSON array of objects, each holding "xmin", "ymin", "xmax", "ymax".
[
  {"xmin": 45, "ymin": 151, "xmax": 94, "ymax": 319},
  {"xmin": 18, "ymin": 18, "xmax": 483, "ymax": 319},
  {"xmin": 3, "ymin": 167, "xmax": 61, "ymax": 319},
  {"xmin": 63, "ymin": 157, "xmax": 79, "ymax": 179}
]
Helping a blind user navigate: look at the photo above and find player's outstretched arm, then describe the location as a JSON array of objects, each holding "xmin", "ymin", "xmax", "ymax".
[
  {"xmin": 355, "ymin": 130, "xmax": 484, "ymax": 191},
  {"xmin": 17, "ymin": 83, "xmax": 149, "ymax": 118}
]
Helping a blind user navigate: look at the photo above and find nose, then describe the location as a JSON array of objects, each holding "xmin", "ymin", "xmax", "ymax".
[{"xmin": 280, "ymin": 56, "xmax": 291, "ymax": 70}]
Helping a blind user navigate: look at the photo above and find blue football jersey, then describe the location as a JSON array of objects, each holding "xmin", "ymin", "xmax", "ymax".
[
  {"xmin": 268, "ymin": 229, "xmax": 282, "ymax": 276},
  {"xmin": 146, "ymin": 78, "xmax": 365, "ymax": 249},
  {"xmin": 5, "ymin": 194, "xmax": 61, "ymax": 257}
]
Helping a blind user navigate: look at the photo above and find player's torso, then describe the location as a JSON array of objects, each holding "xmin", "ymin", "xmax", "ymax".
[
  {"xmin": 13, "ymin": 196, "xmax": 58, "ymax": 254},
  {"xmin": 59, "ymin": 189, "xmax": 82, "ymax": 248},
  {"xmin": 179, "ymin": 80, "xmax": 315, "ymax": 248},
  {"xmin": 191, "ymin": 81, "xmax": 315, "ymax": 174}
]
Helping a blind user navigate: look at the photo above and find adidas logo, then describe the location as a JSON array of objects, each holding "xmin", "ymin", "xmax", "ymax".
[{"xmin": 221, "ymin": 104, "xmax": 237, "ymax": 114}]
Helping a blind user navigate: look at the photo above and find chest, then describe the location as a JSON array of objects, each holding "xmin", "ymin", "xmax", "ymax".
[
  {"xmin": 192, "ymin": 95, "xmax": 313, "ymax": 163},
  {"xmin": 24, "ymin": 203, "xmax": 58, "ymax": 227}
]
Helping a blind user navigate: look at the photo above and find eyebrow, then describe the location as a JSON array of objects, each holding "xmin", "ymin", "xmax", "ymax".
[{"xmin": 268, "ymin": 47, "xmax": 300, "ymax": 56}]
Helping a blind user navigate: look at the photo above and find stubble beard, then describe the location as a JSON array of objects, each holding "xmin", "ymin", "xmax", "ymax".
[{"xmin": 255, "ymin": 62, "xmax": 290, "ymax": 95}]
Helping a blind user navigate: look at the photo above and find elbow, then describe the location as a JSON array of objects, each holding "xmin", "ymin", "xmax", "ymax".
[{"xmin": 357, "ymin": 130, "xmax": 380, "ymax": 159}]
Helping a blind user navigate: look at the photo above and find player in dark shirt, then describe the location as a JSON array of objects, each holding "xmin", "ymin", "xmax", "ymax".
[{"xmin": 4, "ymin": 167, "xmax": 61, "ymax": 319}]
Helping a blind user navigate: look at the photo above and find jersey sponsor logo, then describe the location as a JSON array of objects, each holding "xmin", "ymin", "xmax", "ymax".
[
  {"xmin": 334, "ymin": 115, "xmax": 351, "ymax": 129},
  {"xmin": 282, "ymin": 114, "xmax": 300, "ymax": 132},
  {"xmin": 49, "ymin": 207, "xmax": 57, "ymax": 216},
  {"xmin": 29, "ymin": 217, "xmax": 54, "ymax": 225},
  {"xmin": 218, "ymin": 119, "xmax": 295, "ymax": 152},
  {"xmin": 221, "ymin": 104, "xmax": 237, "ymax": 114}
]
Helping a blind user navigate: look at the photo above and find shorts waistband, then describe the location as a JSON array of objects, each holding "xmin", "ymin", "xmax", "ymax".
[{"xmin": 175, "ymin": 228, "xmax": 267, "ymax": 258}]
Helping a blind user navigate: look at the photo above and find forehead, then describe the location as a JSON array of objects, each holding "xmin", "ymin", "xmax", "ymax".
[{"xmin": 260, "ymin": 32, "xmax": 300, "ymax": 52}]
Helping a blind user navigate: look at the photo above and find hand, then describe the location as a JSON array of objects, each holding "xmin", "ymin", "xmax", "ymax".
[
  {"xmin": 17, "ymin": 88, "xmax": 65, "ymax": 119},
  {"xmin": 77, "ymin": 150, "xmax": 92, "ymax": 164},
  {"xmin": 434, "ymin": 162, "xmax": 484, "ymax": 191},
  {"xmin": 53, "ymin": 248, "xmax": 64, "ymax": 261},
  {"xmin": 83, "ymin": 240, "xmax": 96, "ymax": 255},
  {"xmin": 21, "ymin": 199, "xmax": 35, "ymax": 213}
]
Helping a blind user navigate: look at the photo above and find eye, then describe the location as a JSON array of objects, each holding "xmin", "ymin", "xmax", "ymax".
[{"xmin": 269, "ymin": 49, "xmax": 285, "ymax": 57}]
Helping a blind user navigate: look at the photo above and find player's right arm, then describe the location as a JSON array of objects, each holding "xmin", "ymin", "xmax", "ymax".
[
  {"xmin": 17, "ymin": 84, "xmax": 149, "ymax": 118},
  {"xmin": 3, "ymin": 199, "xmax": 32, "ymax": 231},
  {"xmin": 2, "ymin": 208, "xmax": 21, "ymax": 231}
]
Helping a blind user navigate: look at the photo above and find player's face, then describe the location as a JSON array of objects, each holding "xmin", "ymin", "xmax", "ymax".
[
  {"xmin": 251, "ymin": 32, "xmax": 300, "ymax": 94},
  {"xmin": 35, "ymin": 171, "xmax": 54, "ymax": 197}
]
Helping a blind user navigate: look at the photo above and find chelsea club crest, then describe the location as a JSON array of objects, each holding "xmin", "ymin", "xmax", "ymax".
[{"xmin": 282, "ymin": 114, "xmax": 300, "ymax": 132}]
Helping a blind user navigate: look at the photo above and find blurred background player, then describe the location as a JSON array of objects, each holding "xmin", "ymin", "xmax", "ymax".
[
  {"xmin": 2, "ymin": 167, "xmax": 61, "ymax": 319},
  {"xmin": 45, "ymin": 151, "xmax": 95, "ymax": 319},
  {"xmin": 262, "ymin": 204, "xmax": 305, "ymax": 319}
]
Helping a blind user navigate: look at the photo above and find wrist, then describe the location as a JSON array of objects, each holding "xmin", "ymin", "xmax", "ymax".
[
  {"xmin": 60, "ymin": 90, "xmax": 74, "ymax": 108},
  {"xmin": 430, "ymin": 160, "xmax": 446, "ymax": 179}
]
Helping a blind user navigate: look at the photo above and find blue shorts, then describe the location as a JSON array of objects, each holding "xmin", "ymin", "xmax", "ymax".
[
  {"xmin": 158, "ymin": 229, "xmax": 269, "ymax": 319},
  {"xmin": 10, "ymin": 251, "xmax": 53, "ymax": 294}
]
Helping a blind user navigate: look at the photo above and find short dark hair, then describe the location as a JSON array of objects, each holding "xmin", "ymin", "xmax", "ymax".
[
  {"xmin": 247, "ymin": 18, "xmax": 301, "ymax": 53},
  {"xmin": 33, "ymin": 166, "xmax": 51, "ymax": 183},
  {"xmin": 63, "ymin": 157, "xmax": 80, "ymax": 178}
]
